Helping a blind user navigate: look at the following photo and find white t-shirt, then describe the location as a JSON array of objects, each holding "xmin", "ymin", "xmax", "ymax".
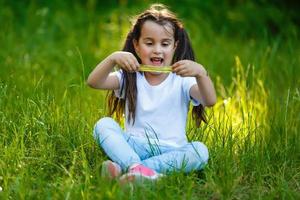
[{"xmin": 113, "ymin": 70, "xmax": 200, "ymax": 147}]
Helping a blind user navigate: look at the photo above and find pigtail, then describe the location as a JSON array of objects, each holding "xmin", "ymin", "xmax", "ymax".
[
  {"xmin": 123, "ymin": 71, "xmax": 137, "ymax": 124},
  {"xmin": 106, "ymin": 88, "xmax": 125, "ymax": 122},
  {"xmin": 106, "ymin": 31, "xmax": 138, "ymax": 125},
  {"xmin": 174, "ymin": 28, "xmax": 207, "ymax": 126},
  {"xmin": 174, "ymin": 28, "xmax": 195, "ymax": 61}
]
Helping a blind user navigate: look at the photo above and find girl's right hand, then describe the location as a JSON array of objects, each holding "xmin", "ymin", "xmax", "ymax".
[{"xmin": 109, "ymin": 51, "xmax": 140, "ymax": 72}]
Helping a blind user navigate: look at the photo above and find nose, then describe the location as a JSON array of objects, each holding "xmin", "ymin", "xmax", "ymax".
[{"xmin": 153, "ymin": 44, "xmax": 162, "ymax": 54}]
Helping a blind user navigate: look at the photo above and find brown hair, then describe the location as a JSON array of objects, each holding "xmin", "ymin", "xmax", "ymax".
[{"xmin": 107, "ymin": 4, "xmax": 206, "ymax": 126}]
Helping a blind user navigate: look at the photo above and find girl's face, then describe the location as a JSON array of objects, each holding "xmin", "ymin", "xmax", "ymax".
[{"xmin": 134, "ymin": 20, "xmax": 177, "ymax": 68}]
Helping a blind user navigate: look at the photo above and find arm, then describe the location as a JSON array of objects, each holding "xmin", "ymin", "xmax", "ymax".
[
  {"xmin": 172, "ymin": 60, "xmax": 217, "ymax": 107},
  {"xmin": 87, "ymin": 51, "xmax": 140, "ymax": 90}
]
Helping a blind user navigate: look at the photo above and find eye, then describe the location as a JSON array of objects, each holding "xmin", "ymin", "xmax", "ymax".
[
  {"xmin": 145, "ymin": 42, "xmax": 153, "ymax": 46},
  {"xmin": 162, "ymin": 42, "xmax": 170, "ymax": 47}
]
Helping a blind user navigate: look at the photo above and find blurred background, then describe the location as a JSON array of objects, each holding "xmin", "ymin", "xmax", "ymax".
[{"xmin": 1, "ymin": 0, "xmax": 299, "ymax": 92}]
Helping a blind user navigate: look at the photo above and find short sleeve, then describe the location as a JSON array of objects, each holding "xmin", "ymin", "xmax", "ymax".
[
  {"xmin": 111, "ymin": 70, "xmax": 125, "ymax": 99},
  {"xmin": 182, "ymin": 77, "xmax": 201, "ymax": 106}
]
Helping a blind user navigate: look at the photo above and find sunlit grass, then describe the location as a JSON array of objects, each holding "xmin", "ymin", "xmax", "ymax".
[
  {"xmin": 186, "ymin": 56, "xmax": 299, "ymax": 199},
  {"xmin": 208, "ymin": 56, "xmax": 268, "ymax": 140}
]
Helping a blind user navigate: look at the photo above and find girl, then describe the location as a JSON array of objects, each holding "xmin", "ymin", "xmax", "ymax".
[{"xmin": 87, "ymin": 4, "xmax": 216, "ymax": 183}]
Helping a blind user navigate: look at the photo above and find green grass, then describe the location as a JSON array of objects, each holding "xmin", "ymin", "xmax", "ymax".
[{"xmin": 0, "ymin": 1, "xmax": 299, "ymax": 199}]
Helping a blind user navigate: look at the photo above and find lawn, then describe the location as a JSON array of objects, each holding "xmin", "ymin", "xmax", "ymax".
[{"xmin": 0, "ymin": 1, "xmax": 299, "ymax": 199}]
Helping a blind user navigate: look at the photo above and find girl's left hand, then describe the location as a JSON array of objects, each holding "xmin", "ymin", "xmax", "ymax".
[{"xmin": 172, "ymin": 60, "xmax": 207, "ymax": 78}]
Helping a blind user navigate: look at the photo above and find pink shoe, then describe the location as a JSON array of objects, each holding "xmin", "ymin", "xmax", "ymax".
[
  {"xmin": 119, "ymin": 164, "xmax": 163, "ymax": 183},
  {"xmin": 101, "ymin": 160, "xmax": 122, "ymax": 179}
]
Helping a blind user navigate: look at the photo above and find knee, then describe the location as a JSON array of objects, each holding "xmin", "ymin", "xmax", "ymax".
[
  {"xmin": 190, "ymin": 141, "xmax": 209, "ymax": 164},
  {"xmin": 95, "ymin": 117, "xmax": 117, "ymax": 130},
  {"xmin": 93, "ymin": 117, "xmax": 118, "ymax": 141}
]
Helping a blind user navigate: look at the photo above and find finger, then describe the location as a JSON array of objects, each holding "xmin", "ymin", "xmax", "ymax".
[
  {"xmin": 178, "ymin": 71, "xmax": 191, "ymax": 77},
  {"xmin": 172, "ymin": 62, "xmax": 187, "ymax": 72},
  {"xmin": 175, "ymin": 68, "xmax": 188, "ymax": 76},
  {"xmin": 126, "ymin": 60, "xmax": 135, "ymax": 71},
  {"xmin": 129, "ymin": 58, "xmax": 139, "ymax": 71},
  {"xmin": 172, "ymin": 60, "xmax": 186, "ymax": 67},
  {"xmin": 135, "ymin": 62, "xmax": 140, "ymax": 70},
  {"xmin": 173, "ymin": 65, "xmax": 186, "ymax": 73},
  {"xmin": 125, "ymin": 55, "xmax": 138, "ymax": 70},
  {"xmin": 129, "ymin": 54, "xmax": 140, "ymax": 65},
  {"xmin": 135, "ymin": 60, "xmax": 140, "ymax": 69},
  {"xmin": 181, "ymin": 70, "xmax": 192, "ymax": 76},
  {"xmin": 172, "ymin": 62, "xmax": 181, "ymax": 69},
  {"xmin": 123, "ymin": 60, "xmax": 133, "ymax": 71}
]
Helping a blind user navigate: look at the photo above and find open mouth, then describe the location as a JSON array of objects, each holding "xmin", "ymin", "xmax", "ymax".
[{"xmin": 150, "ymin": 57, "xmax": 164, "ymax": 66}]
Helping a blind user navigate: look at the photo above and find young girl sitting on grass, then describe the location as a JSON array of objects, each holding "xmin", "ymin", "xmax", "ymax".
[{"xmin": 87, "ymin": 4, "xmax": 216, "ymax": 183}]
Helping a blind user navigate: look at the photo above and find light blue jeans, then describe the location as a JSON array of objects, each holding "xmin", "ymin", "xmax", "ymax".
[{"xmin": 93, "ymin": 117, "xmax": 209, "ymax": 174}]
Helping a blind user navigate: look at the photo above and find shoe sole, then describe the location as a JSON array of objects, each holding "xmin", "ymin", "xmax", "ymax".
[
  {"xmin": 119, "ymin": 172, "xmax": 163, "ymax": 184},
  {"xmin": 101, "ymin": 161, "xmax": 121, "ymax": 179}
]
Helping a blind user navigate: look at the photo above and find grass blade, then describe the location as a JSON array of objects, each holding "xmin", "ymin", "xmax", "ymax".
[{"xmin": 138, "ymin": 65, "xmax": 172, "ymax": 73}]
